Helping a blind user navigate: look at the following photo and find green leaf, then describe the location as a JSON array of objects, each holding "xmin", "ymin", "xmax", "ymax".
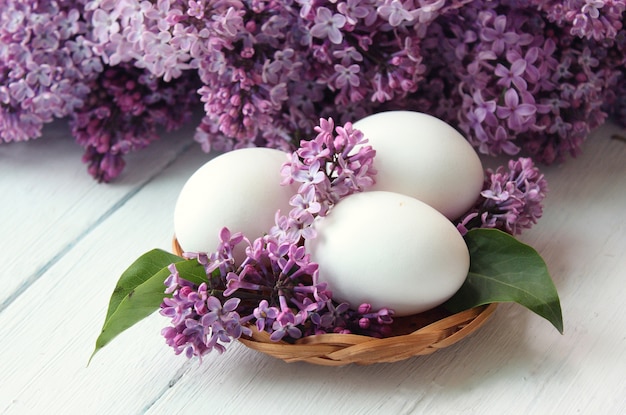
[
  {"xmin": 444, "ymin": 228, "xmax": 563, "ymax": 334},
  {"xmin": 103, "ymin": 249, "xmax": 182, "ymax": 322},
  {"xmin": 90, "ymin": 250, "xmax": 206, "ymax": 363}
]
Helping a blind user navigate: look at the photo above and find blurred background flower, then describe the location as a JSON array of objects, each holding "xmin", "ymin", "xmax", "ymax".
[{"xmin": 1, "ymin": 0, "xmax": 624, "ymax": 181}]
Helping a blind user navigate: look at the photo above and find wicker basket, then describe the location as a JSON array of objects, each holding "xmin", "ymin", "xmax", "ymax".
[{"xmin": 172, "ymin": 238, "xmax": 497, "ymax": 366}]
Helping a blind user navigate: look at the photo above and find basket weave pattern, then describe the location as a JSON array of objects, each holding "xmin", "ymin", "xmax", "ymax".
[{"xmin": 173, "ymin": 238, "xmax": 497, "ymax": 366}]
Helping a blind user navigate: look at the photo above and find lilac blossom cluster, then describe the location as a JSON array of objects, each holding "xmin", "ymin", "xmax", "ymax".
[
  {"xmin": 276, "ymin": 117, "xmax": 377, "ymax": 236},
  {"xmin": 83, "ymin": 0, "xmax": 626, "ymax": 164},
  {"xmin": 160, "ymin": 118, "xmax": 391, "ymax": 359},
  {"xmin": 412, "ymin": 0, "xmax": 626, "ymax": 164},
  {"xmin": 69, "ymin": 63, "xmax": 199, "ymax": 182},
  {"xmin": 83, "ymin": 0, "xmax": 467, "ymax": 153},
  {"xmin": 0, "ymin": 1, "xmax": 97, "ymax": 142},
  {"xmin": 2, "ymin": 1, "xmax": 625, "ymax": 181},
  {"xmin": 455, "ymin": 157, "xmax": 548, "ymax": 236},
  {"xmin": 0, "ymin": 0, "xmax": 200, "ymax": 181}
]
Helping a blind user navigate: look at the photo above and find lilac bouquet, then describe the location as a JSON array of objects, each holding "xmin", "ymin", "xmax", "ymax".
[
  {"xmin": 0, "ymin": 1, "xmax": 199, "ymax": 181},
  {"xmin": 2, "ymin": 1, "xmax": 625, "ymax": 182},
  {"xmin": 92, "ymin": 118, "xmax": 561, "ymax": 363}
]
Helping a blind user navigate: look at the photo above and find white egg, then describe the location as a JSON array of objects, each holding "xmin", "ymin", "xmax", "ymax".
[
  {"xmin": 353, "ymin": 111, "xmax": 484, "ymax": 220},
  {"xmin": 174, "ymin": 148, "xmax": 297, "ymax": 259},
  {"xmin": 306, "ymin": 191, "xmax": 469, "ymax": 316}
]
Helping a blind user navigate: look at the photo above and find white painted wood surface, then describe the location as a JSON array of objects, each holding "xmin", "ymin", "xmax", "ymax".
[{"xmin": 0, "ymin": 120, "xmax": 624, "ymax": 415}]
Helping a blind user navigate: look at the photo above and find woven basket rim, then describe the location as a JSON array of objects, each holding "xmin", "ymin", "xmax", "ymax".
[
  {"xmin": 239, "ymin": 303, "xmax": 497, "ymax": 365},
  {"xmin": 172, "ymin": 237, "xmax": 497, "ymax": 366}
]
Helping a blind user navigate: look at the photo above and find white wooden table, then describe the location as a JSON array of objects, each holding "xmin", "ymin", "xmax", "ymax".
[{"xmin": 1, "ymin": 119, "xmax": 625, "ymax": 415}]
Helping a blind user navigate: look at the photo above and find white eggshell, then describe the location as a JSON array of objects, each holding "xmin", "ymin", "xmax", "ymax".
[
  {"xmin": 174, "ymin": 148, "xmax": 296, "ymax": 258},
  {"xmin": 306, "ymin": 191, "xmax": 469, "ymax": 316},
  {"xmin": 353, "ymin": 111, "xmax": 483, "ymax": 220}
]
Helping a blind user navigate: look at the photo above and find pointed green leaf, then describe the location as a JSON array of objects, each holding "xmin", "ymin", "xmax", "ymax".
[
  {"xmin": 104, "ymin": 249, "xmax": 182, "ymax": 322},
  {"xmin": 90, "ymin": 251, "xmax": 206, "ymax": 362},
  {"xmin": 444, "ymin": 228, "xmax": 563, "ymax": 334}
]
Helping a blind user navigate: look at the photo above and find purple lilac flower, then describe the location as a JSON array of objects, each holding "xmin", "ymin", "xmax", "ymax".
[
  {"xmin": 69, "ymin": 63, "xmax": 199, "ymax": 182},
  {"xmin": 0, "ymin": 1, "xmax": 98, "ymax": 142},
  {"xmin": 4, "ymin": 1, "xmax": 626, "ymax": 180},
  {"xmin": 253, "ymin": 300, "xmax": 279, "ymax": 332},
  {"xmin": 310, "ymin": 7, "xmax": 347, "ymax": 44},
  {"xmin": 161, "ymin": 282, "xmax": 253, "ymax": 359},
  {"xmin": 270, "ymin": 310, "xmax": 306, "ymax": 341},
  {"xmin": 534, "ymin": 0, "xmax": 626, "ymax": 40},
  {"xmin": 455, "ymin": 157, "xmax": 548, "ymax": 235},
  {"xmin": 85, "ymin": 0, "xmax": 462, "ymax": 153},
  {"xmin": 412, "ymin": 0, "xmax": 625, "ymax": 165},
  {"xmin": 276, "ymin": 117, "xmax": 377, "ymax": 241}
]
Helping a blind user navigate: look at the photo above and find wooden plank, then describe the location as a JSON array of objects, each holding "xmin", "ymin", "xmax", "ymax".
[
  {"xmin": 0, "ymin": 119, "xmax": 197, "ymax": 310},
  {"xmin": 0, "ymin": 141, "xmax": 215, "ymax": 414}
]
